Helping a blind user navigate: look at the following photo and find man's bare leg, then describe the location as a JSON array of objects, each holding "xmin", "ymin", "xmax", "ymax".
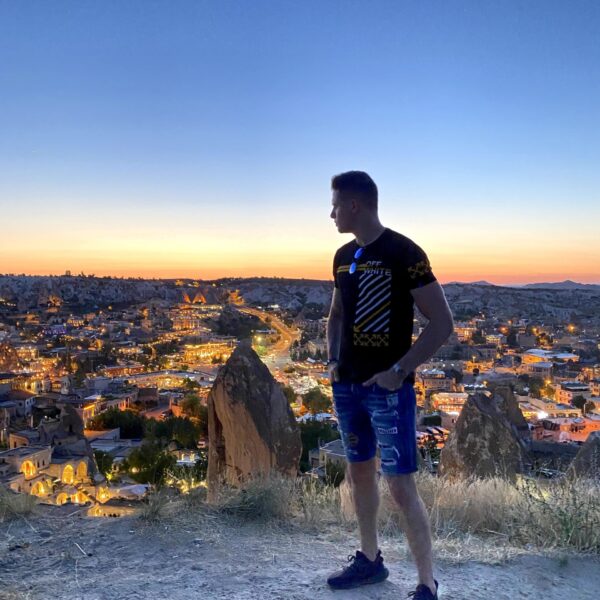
[
  {"xmin": 386, "ymin": 473, "xmax": 437, "ymax": 595},
  {"xmin": 348, "ymin": 458, "xmax": 380, "ymax": 561}
]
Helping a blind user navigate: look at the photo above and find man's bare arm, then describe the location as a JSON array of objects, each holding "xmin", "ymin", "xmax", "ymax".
[
  {"xmin": 397, "ymin": 280, "xmax": 454, "ymax": 373},
  {"xmin": 327, "ymin": 287, "xmax": 343, "ymax": 361}
]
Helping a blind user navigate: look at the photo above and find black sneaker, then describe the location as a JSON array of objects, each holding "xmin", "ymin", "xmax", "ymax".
[
  {"xmin": 327, "ymin": 550, "xmax": 389, "ymax": 590},
  {"xmin": 408, "ymin": 579, "xmax": 439, "ymax": 599}
]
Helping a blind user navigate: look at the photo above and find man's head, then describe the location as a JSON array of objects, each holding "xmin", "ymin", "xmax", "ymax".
[{"xmin": 330, "ymin": 171, "xmax": 378, "ymax": 233}]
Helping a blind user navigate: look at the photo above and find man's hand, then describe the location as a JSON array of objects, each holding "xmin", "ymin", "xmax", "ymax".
[
  {"xmin": 363, "ymin": 368, "xmax": 405, "ymax": 391},
  {"xmin": 328, "ymin": 360, "xmax": 340, "ymax": 383}
]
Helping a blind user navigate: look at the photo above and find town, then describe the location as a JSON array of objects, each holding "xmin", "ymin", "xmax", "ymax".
[{"xmin": 1, "ymin": 274, "xmax": 600, "ymax": 515}]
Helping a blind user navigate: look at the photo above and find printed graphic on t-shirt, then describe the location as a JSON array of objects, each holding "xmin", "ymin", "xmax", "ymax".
[{"xmin": 352, "ymin": 262, "xmax": 391, "ymax": 347}]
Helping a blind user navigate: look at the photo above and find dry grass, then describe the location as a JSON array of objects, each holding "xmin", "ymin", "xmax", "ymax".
[
  {"xmin": 0, "ymin": 487, "xmax": 37, "ymax": 522},
  {"xmin": 138, "ymin": 488, "xmax": 172, "ymax": 522},
  {"xmin": 136, "ymin": 470, "xmax": 600, "ymax": 554},
  {"xmin": 514, "ymin": 474, "xmax": 600, "ymax": 552},
  {"xmin": 413, "ymin": 472, "xmax": 524, "ymax": 537},
  {"xmin": 209, "ymin": 475, "xmax": 297, "ymax": 522},
  {"xmin": 296, "ymin": 477, "xmax": 344, "ymax": 528},
  {"xmin": 379, "ymin": 471, "xmax": 600, "ymax": 554}
]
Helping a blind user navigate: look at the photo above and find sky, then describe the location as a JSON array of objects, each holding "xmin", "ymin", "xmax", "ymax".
[{"xmin": 1, "ymin": 1, "xmax": 599, "ymax": 285}]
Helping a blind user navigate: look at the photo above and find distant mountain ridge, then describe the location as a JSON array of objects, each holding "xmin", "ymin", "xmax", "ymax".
[
  {"xmin": 447, "ymin": 280, "xmax": 497, "ymax": 286},
  {"xmin": 446, "ymin": 279, "xmax": 600, "ymax": 291},
  {"xmin": 519, "ymin": 280, "xmax": 600, "ymax": 291}
]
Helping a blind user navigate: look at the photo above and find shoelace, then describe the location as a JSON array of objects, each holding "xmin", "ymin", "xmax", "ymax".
[{"xmin": 342, "ymin": 553, "xmax": 369, "ymax": 574}]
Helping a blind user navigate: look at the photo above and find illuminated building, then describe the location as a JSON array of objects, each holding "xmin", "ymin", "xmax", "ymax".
[
  {"xmin": 454, "ymin": 322, "xmax": 476, "ymax": 342},
  {"xmin": 556, "ymin": 382, "xmax": 590, "ymax": 405},
  {"xmin": 183, "ymin": 341, "xmax": 235, "ymax": 363},
  {"xmin": 430, "ymin": 392, "xmax": 468, "ymax": 415}
]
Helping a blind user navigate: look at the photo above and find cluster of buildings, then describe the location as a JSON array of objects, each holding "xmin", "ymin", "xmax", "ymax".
[
  {"xmin": 2, "ymin": 277, "xmax": 600, "ymax": 502},
  {"xmin": 0, "ymin": 295, "xmax": 237, "ymax": 510},
  {"xmin": 296, "ymin": 312, "xmax": 600, "ymax": 463}
]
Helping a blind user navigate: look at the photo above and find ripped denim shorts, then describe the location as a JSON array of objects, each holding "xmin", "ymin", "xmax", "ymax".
[{"xmin": 331, "ymin": 381, "xmax": 418, "ymax": 475}]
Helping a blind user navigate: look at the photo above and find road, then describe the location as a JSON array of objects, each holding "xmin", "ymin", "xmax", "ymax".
[{"xmin": 238, "ymin": 307, "xmax": 301, "ymax": 368}]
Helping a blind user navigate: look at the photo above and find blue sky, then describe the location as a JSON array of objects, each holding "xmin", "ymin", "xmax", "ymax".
[{"xmin": 1, "ymin": 1, "xmax": 599, "ymax": 282}]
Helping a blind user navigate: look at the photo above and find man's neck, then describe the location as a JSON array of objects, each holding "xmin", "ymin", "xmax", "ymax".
[{"xmin": 354, "ymin": 222, "xmax": 386, "ymax": 247}]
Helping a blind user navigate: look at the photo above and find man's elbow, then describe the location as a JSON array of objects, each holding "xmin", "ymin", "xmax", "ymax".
[
  {"xmin": 434, "ymin": 312, "xmax": 454, "ymax": 342},
  {"xmin": 443, "ymin": 314, "xmax": 454, "ymax": 340}
]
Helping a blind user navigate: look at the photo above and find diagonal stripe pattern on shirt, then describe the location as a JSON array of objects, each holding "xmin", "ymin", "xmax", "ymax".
[{"xmin": 354, "ymin": 271, "xmax": 392, "ymax": 333}]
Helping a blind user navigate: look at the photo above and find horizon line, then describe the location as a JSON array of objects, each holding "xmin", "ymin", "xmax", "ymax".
[{"xmin": 1, "ymin": 272, "xmax": 599, "ymax": 288}]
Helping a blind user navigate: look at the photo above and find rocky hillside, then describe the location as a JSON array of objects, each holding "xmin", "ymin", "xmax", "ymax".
[
  {"xmin": 2, "ymin": 276, "xmax": 599, "ymax": 327},
  {"xmin": 443, "ymin": 283, "xmax": 600, "ymax": 325}
]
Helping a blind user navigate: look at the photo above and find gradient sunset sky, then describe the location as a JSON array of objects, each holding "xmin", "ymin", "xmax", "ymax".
[{"xmin": 1, "ymin": 1, "xmax": 599, "ymax": 285}]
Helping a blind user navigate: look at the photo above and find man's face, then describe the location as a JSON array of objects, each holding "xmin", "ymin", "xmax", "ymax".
[{"xmin": 330, "ymin": 190, "xmax": 356, "ymax": 233}]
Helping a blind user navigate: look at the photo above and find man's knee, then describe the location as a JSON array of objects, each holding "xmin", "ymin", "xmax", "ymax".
[
  {"xmin": 386, "ymin": 473, "xmax": 418, "ymax": 509},
  {"xmin": 348, "ymin": 459, "xmax": 377, "ymax": 486}
]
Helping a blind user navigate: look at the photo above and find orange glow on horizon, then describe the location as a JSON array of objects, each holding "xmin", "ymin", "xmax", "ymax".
[
  {"xmin": 3, "ymin": 260, "xmax": 599, "ymax": 285},
  {"xmin": 2, "ymin": 223, "xmax": 599, "ymax": 285}
]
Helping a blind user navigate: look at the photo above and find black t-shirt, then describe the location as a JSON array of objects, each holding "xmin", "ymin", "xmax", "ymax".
[{"xmin": 333, "ymin": 227, "xmax": 437, "ymax": 384}]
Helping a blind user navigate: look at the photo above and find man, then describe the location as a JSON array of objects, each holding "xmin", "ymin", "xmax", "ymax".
[{"xmin": 326, "ymin": 171, "xmax": 453, "ymax": 599}]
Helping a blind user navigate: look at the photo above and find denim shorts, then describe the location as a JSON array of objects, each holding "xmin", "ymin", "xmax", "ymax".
[{"xmin": 331, "ymin": 380, "xmax": 418, "ymax": 475}]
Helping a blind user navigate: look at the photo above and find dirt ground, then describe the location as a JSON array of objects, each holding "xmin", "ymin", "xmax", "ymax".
[{"xmin": 1, "ymin": 505, "xmax": 599, "ymax": 600}]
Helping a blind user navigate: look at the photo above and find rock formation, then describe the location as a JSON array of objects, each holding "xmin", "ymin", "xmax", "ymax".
[
  {"xmin": 568, "ymin": 431, "xmax": 600, "ymax": 479},
  {"xmin": 207, "ymin": 341, "xmax": 301, "ymax": 495},
  {"xmin": 439, "ymin": 387, "xmax": 530, "ymax": 480},
  {"xmin": 491, "ymin": 385, "xmax": 531, "ymax": 441}
]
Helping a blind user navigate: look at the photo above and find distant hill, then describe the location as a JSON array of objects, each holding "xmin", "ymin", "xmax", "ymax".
[
  {"xmin": 444, "ymin": 279, "xmax": 600, "ymax": 291},
  {"xmin": 446, "ymin": 280, "xmax": 497, "ymax": 286},
  {"xmin": 520, "ymin": 280, "xmax": 600, "ymax": 291}
]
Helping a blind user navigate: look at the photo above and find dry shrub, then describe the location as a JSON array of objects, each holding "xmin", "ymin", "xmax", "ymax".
[
  {"xmin": 415, "ymin": 471, "xmax": 522, "ymax": 537},
  {"xmin": 329, "ymin": 470, "xmax": 600, "ymax": 554},
  {"xmin": 211, "ymin": 475, "xmax": 297, "ymax": 522},
  {"xmin": 296, "ymin": 477, "xmax": 343, "ymax": 528},
  {"xmin": 514, "ymin": 475, "xmax": 600, "ymax": 552},
  {"xmin": 139, "ymin": 488, "xmax": 171, "ymax": 522},
  {"xmin": 0, "ymin": 488, "xmax": 37, "ymax": 521},
  {"xmin": 184, "ymin": 485, "xmax": 208, "ymax": 509}
]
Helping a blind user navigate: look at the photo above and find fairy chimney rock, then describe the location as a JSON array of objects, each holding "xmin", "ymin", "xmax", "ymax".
[
  {"xmin": 439, "ymin": 388, "xmax": 530, "ymax": 480},
  {"xmin": 207, "ymin": 342, "xmax": 301, "ymax": 493}
]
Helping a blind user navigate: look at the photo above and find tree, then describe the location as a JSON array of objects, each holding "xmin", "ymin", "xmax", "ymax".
[
  {"xmin": 181, "ymin": 393, "xmax": 202, "ymax": 418},
  {"xmin": 584, "ymin": 401, "xmax": 596, "ymax": 415},
  {"xmin": 88, "ymin": 408, "xmax": 146, "ymax": 438},
  {"xmin": 572, "ymin": 395, "xmax": 587, "ymax": 412},
  {"xmin": 179, "ymin": 395, "xmax": 209, "ymax": 438},
  {"xmin": 540, "ymin": 383, "xmax": 555, "ymax": 400},
  {"xmin": 507, "ymin": 329, "xmax": 519, "ymax": 348},
  {"xmin": 471, "ymin": 330, "xmax": 486, "ymax": 345},
  {"xmin": 298, "ymin": 420, "xmax": 339, "ymax": 472},
  {"xmin": 94, "ymin": 450, "xmax": 113, "ymax": 478},
  {"xmin": 325, "ymin": 460, "xmax": 346, "ymax": 487},
  {"xmin": 528, "ymin": 377, "xmax": 544, "ymax": 399},
  {"xmin": 302, "ymin": 387, "xmax": 331, "ymax": 415},
  {"xmin": 183, "ymin": 377, "xmax": 200, "ymax": 392},
  {"xmin": 123, "ymin": 442, "xmax": 177, "ymax": 485},
  {"xmin": 281, "ymin": 385, "xmax": 297, "ymax": 404},
  {"xmin": 149, "ymin": 416, "xmax": 202, "ymax": 449},
  {"xmin": 73, "ymin": 368, "xmax": 86, "ymax": 388}
]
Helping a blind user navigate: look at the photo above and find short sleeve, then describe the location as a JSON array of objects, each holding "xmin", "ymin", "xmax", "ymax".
[{"xmin": 403, "ymin": 243, "xmax": 437, "ymax": 290}]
